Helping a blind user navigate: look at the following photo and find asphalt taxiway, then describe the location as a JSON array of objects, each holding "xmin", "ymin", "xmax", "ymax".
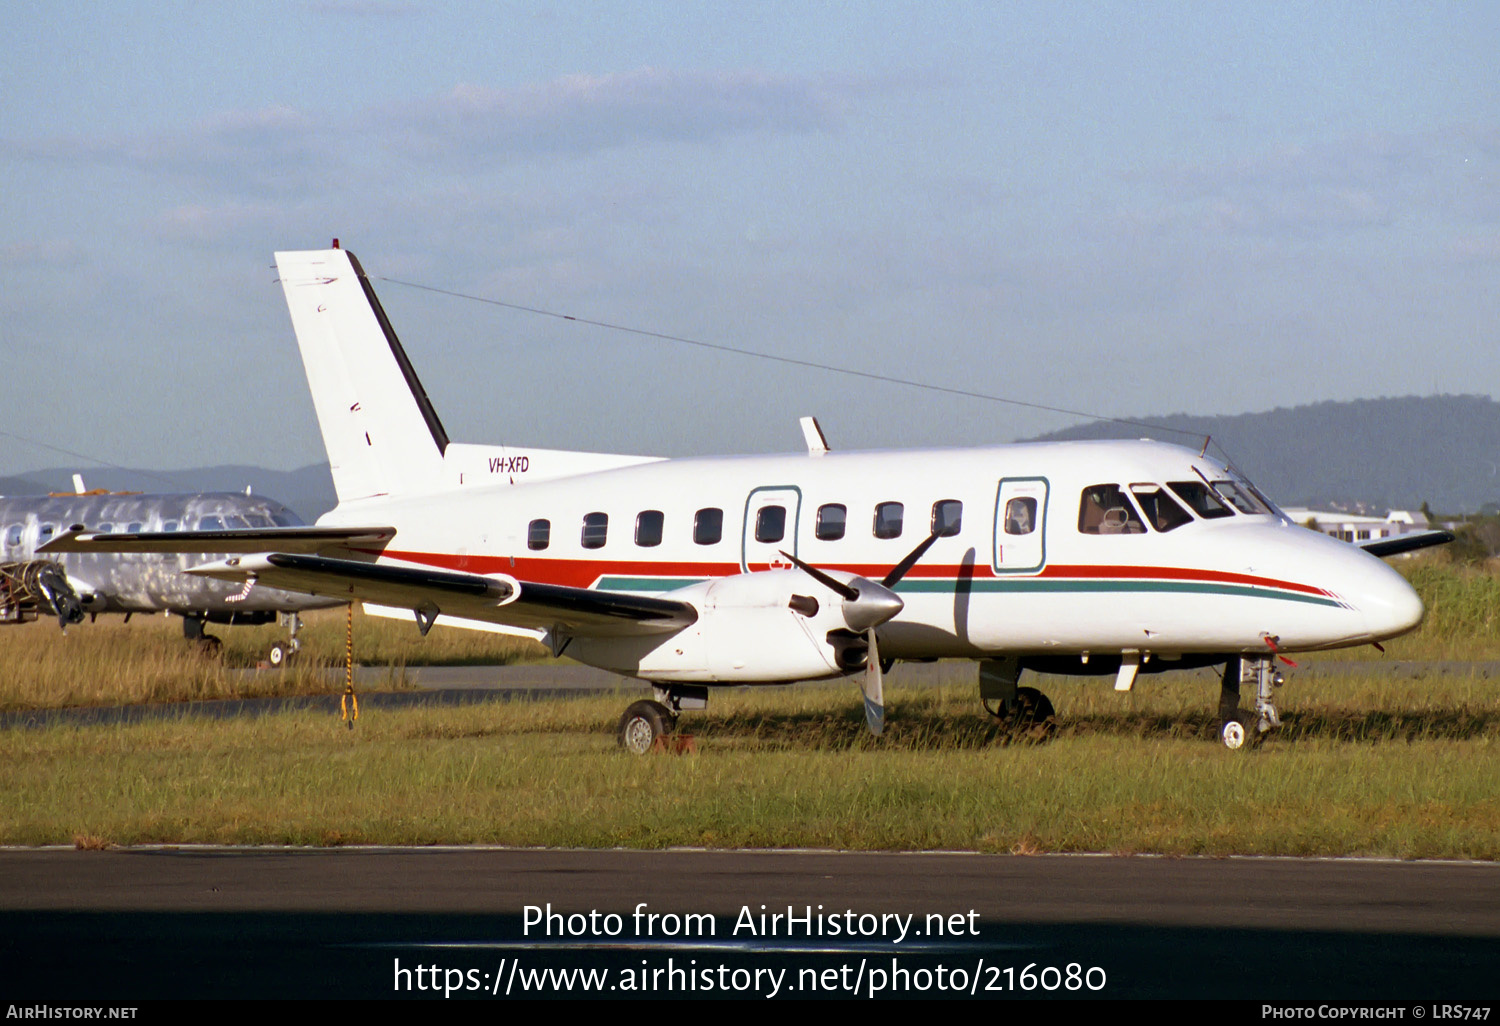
[{"xmin": 1, "ymin": 847, "xmax": 1496, "ymax": 1000}]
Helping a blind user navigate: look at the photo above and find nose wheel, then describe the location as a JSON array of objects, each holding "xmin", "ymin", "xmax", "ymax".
[
  {"xmin": 268, "ymin": 612, "xmax": 304, "ymax": 667},
  {"xmin": 1219, "ymin": 655, "xmax": 1282, "ymax": 750}
]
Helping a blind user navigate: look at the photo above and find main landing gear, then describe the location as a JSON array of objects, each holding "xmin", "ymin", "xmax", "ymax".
[
  {"xmin": 181, "ymin": 613, "xmax": 222, "ymax": 655},
  {"xmin": 979, "ymin": 657, "xmax": 1057, "ymax": 742},
  {"xmin": 1218, "ymin": 654, "xmax": 1282, "ymax": 751},
  {"xmin": 616, "ymin": 684, "xmax": 706, "ymax": 754}
]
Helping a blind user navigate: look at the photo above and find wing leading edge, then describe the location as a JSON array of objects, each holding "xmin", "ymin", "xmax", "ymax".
[
  {"xmin": 39, "ymin": 525, "xmax": 397, "ymax": 556},
  {"xmin": 187, "ymin": 552, "xmax": 698, "ymax": 637},
  {"xmin": 1357, "ymin": 530, "xmax": 1455, "ymax": 558}
]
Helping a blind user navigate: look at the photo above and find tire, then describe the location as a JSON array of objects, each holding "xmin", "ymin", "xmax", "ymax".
[
  {"xmin": 617, "ymin": 700, "xmax": 676, "ymax": 754},
  {"xmin": 998, "ymin": 686, "xmax": 1056, "ymax": 742},
  {"xmin": 268, "ymin": 643, "xmax": 289, "ymax": 667},
  {"xmin": 1221, "ymin": 712, "xmax": 1257, "ymax": 751}
]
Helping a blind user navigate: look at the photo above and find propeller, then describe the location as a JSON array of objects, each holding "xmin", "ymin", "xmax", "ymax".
[{"xmin": 778, "ymin": 530, "xmax": 943, "ymax": 736}]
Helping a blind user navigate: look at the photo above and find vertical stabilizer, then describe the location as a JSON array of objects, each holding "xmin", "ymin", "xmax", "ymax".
[{"xmin": 275, "ymin": 247, "xmax": 449, "ymax": 502}]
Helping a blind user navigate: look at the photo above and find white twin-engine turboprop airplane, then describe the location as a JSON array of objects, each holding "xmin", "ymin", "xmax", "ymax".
[{"xmin": 45, "ymin": 245, "xmax": 1447, "ymax": 751}]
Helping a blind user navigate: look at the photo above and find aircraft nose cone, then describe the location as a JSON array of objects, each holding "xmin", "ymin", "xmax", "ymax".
[
  {"xmin": 1358, "ymin": 560, "xmax": 1425, "ymax": 641},
  {"xmin": 842, "ymin": 581, "xmax": 905, "ymax": 632}
]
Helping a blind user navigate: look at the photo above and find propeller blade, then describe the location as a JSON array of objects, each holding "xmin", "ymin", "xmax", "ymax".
[
  {"xmin": 860, "ymin": 628, "xmax": 885, "ymax": 736},
  {"xmin": 881, "ymin": 530, "xmax": 942, "ymax": 588},
  {"xmin": 778, "ymin": 549, "xmax": 859, "ymax": 601}
]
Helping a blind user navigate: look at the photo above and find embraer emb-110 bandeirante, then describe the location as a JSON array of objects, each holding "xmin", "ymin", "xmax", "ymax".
[{"xmin": 45, "ymin": 245, "xmax": 1450, "ymax": 750}]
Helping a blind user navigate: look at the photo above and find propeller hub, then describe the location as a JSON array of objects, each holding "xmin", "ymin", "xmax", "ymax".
[{"xmin": 842, "ymin": 581, "xmax": 904, "ymax": 632}]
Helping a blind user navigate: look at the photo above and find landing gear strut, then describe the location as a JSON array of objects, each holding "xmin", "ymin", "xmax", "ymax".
[
  {"xmin": 268, "ymin": 612, "xmax": 303, "ymax": 667},
  {"xmin": 1219, "ymin": 654, "xmax": 1282, "ymax": 750}
]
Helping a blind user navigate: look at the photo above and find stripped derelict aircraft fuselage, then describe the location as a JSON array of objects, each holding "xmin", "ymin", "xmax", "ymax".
[
  {"xmin": 4, "ymin": 490, "xmax": 339, "ymax": 656},
  {"xmin": 44, "ymin": 246, "xmax": 1432, "ymax": 749}
]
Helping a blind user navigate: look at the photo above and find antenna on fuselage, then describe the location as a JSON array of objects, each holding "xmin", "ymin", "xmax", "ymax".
[
  {"xmin": 1199, "ymin": 435, "xmax": 1211, "ymax": 458},
  {"xmin": 800, "ymin": 416, "xmax": 829, "ymax": 455}
]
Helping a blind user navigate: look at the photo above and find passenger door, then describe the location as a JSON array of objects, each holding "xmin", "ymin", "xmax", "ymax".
[
  {"xmin": 993, "ymin": 477, "xmax": 1048, "ymax": 573},
  {"xmin": 741, "ymin": 486, "xmax": 802, "ymax": 572}
]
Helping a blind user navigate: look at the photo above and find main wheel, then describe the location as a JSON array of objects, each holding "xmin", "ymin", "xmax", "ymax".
[
  {"xmin": 617, "ymin": 700, "xmax": 676, "ymax": 754},
  {"xmin": 268, "ymin": 642, "xmax": 292, "ymax": 667},
  {"xmin": 993, "ymin": 686, "xmax": 1056, "ymax": 742}
]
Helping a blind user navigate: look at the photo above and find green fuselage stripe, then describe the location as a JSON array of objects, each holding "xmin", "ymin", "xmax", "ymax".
[{"xmin": 594, "ymin": 575, "xmax": 1342, "ymax": 608}]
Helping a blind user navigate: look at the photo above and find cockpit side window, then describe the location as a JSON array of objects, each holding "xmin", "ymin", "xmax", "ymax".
[
  {"xmin": 1078, "ymin": 484, "xmax": 1146, "ymax": 535},
  {"xmin": 1168, "ymin": 482, "xmax": 1233, "ymax": 519},
  {"xmin": 1130, "ymin": 484, "xmax": 1193, "ymax": 532}
]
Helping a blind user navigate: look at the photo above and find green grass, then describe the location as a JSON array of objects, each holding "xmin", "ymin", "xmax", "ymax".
[{"xmin": 3, "ymin": 676, "xmax": 1496, "ymax": 857}]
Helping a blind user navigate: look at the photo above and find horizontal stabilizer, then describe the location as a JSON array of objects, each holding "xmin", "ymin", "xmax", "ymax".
[
  {"xmin": 1357, "ymin": 530, "xmax": 1454, "ymax": 558},
  {"xmin": 188, "ymin": 553, "xmax": 698, "ymax": 637},
  {"xmin": 39, "ymin": 525, "xmax": 395, "ymax": 556}
]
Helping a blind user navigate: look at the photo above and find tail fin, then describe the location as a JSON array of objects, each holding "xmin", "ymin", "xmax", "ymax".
[{"xmin": 275, "ymin": 247, "xmax": 449, "ymax": 503}]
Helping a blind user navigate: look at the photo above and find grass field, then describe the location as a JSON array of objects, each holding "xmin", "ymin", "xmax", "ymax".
[
  {"xmin": 2, "ymin": 674, "xmax": 1495, "ymax": 856},
  {"xmin": 1, "ymin": 554, "xmax": 1496, "ymax": 856},
  {"xmin": 0, "ymin": 604, "xmax": 546, "ymax": 711}
]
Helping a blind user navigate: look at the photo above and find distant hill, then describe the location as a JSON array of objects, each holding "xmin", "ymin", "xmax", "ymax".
[
  {"xmin": 1026, "ymin": 394, "xmax": 1500, "ymax": 514},
  {"xmin": 7, "ymin": 394, "xmax": 1498, "ymax": 519},
  {"xmin": 0, "ymin": 464, "xmax": 337, "ymax": 521}
]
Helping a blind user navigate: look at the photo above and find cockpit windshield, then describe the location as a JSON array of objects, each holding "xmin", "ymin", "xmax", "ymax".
[
  {"xmin": 1168, "ymin": 481, "xmax": 1234, "ymax": 519},
  {"xmin": 1211, "ymin": 480, "xmax": 1271, "ymax": 515}
]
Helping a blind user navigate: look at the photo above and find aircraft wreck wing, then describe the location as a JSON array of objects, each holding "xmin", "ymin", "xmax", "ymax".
[
  {"xmin": 1357, "ymin": 529, "xmax": 1455, "ymax": 558},
  {"xmin": 38, "ymin": 525, "xmax": 396, "ymax": 556},
  {"xmin": 186, "ymin": 552, "xmax": 698, "ymax": 637}
]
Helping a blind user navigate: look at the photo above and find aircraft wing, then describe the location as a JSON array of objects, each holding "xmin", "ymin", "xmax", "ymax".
[
  {"xmin": 39, "ymin": 525, "xmax": 396, "ymax": 556},
  {"xmin": 186, "ymin": 552, "xmax": 698, "ymax": 637},
  {"xmin": 1358, "ymin": 530, "xmax": 1455, "ymax": 558}
]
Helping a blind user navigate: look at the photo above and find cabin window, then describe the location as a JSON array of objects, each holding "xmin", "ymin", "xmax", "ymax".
[
  {"xmin": 1130, "ymin": 484, "xmax": 1192, "ymax": 533},
  {"xmin": 528, "ymin": 518, "xmax": 550, "ymax": 551},
  {"xmin": 873, "ymin": 502, "xmax": 904, "ymax": 539},
  {"xmin": 96, "ymin": 522, "xmax": 113, "ymax": 534},
  {"xmin": 162, "ymin": 520, "xmax": 179, "ymax": 532},
  {"xmin": 3, "ymin": 525, "xmax": 21, "ymax": 549},
  {"xmin": 932, "ymin": 499, "xmax": 963, "ymax": 537},
  {"xmin": 755, "ymin": 505, "xmax": 786, "ymax": 543},
  {"xmin": 581, "ymin": 512, "xmax": 608, "ymax": 549},
  {"xmin": 815, "ymin": 503, "xmax": 847, "ymax": 540},
  {"xmin": 1078, "ymin": 485, "xmax": 1145, "ymax": 535},
  {"xmin": 126, "ymin": 522, "xmax": 144, "ymax": 534},
  {"xmin": 39, "ymin": 524, "xmax": 56, "ymax": 543},
  {"xmin": 694, "ymin": 507, "xmax": 723, "ymax": 545},
  {"xmin": 1168, "ymin": 481, "xmax": 1233, "ymax": 519},
  {"xmin": 635, "ymin": 510, "xmax": 664, "ymax": 547},
  {"xmin": 1003, "ymin": 497, "xmax": 1037, "ymax": 535}
]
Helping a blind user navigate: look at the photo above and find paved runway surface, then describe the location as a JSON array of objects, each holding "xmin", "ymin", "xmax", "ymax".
[{"xmin": 1, "ymin": 847, "xmax": 1496, "ymax": 1000}]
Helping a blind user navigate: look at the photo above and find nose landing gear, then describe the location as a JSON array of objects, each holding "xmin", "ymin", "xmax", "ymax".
[{"xmin": 1219, "ymin": 654, "xmax": 1282, "ymax": 750}]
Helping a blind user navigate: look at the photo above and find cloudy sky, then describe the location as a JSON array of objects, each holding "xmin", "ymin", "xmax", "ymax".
[{"xmin": 2, "ymin": 2, "xmax": 1497, "ymax": 481}]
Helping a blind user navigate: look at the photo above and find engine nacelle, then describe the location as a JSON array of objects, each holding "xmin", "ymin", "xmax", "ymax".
[{"xmin": 570, "ymin": 569, "xmax": 861, "ymax": 682}]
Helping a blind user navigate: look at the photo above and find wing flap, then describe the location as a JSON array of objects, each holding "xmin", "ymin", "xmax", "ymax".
[{"xmin": 188, "ymin": 552, "xmax": 698, "ymax": 637}]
